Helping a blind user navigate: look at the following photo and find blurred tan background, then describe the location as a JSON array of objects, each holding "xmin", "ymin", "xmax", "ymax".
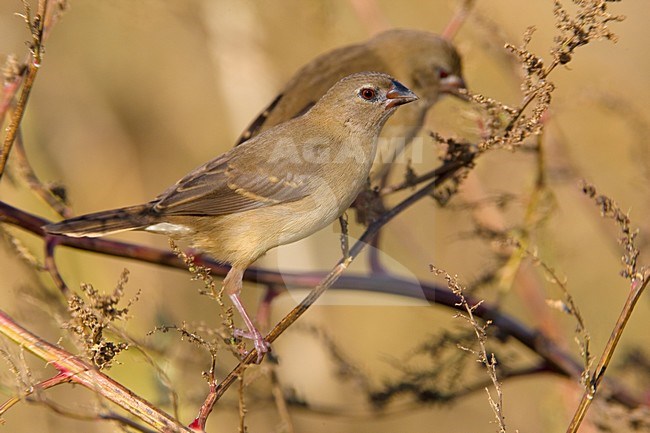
[{"xmin": 1, "ymin": 1, "xmax": 649, "ymax": 432}]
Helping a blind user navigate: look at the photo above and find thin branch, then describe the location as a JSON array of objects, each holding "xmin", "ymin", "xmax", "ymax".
[
  {"xmin": 0, "ymin": 0, "xmax": 66, "ymax": 126},
  {"xmin": 44, "ymin": 235, "xmax": 71, "ymax": 297},
  {"xmin": 0, "ymin": 309, "xmax": 191, "ymax": 433},
  {"xmin": 0, "ymin": 62, "xmax": 25, "ymax": 126},
  {"xmin": 0, "ymin": 0, "xmax": 48, "ymax": 180},
  {"xmin": 237, "ymin": 375, "xmax": 246, "ymax": 433},
  {"xmin": 363, "ymin": 363, "xmax": 551, "ymax": 417},
  {"xmin": 566, "ymin": 182, "xmax": 649, "ymax": 432},
  {"xmin": 432, "ymin": 267, "xmax": 507, "ymax": 432},
  {"xmin": 270, "ymin": 367, "xmax": 295, "ymax": 433},
  {"xmin": 441, "ymin": 0, "xmax": 477, "ymax": 40},
  {"xmin": 0, "ymin": 57, "xmax": 39, "ymax": 181},
  {"xmin": 188, "ymin": 357, "xmax": 218, "ymax": 432},
  {"xmin": 98, "ymin": 412, "xmax": 159, "ymax": 433},
  {"xmin": 0, "ymin": 371, "xmax": 70, "ymax": 416},
  {"xmin": 12, "ymin": 129, "xmax": 72, "ymax": 217},
  {"xmin": 380, "ymin": 152, "xmax": 474, "ymax": 195},
  {"xmin": 115, "ymin": 330, "xmax": 182, "ymax": 421},
  {"xmin": 566, "ymin": 275, "xmax": 649, "ymax": 433}
]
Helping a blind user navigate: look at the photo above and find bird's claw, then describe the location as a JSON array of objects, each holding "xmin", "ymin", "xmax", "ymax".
[{"xmin": 234, "ymin": 328, "xmax": 270, "ymax": 363}]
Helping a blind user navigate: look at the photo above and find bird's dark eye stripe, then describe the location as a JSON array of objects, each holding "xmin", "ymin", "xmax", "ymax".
[{"xmin": 359, "ymin": 87, "xmax": 377, "ymax": 100}]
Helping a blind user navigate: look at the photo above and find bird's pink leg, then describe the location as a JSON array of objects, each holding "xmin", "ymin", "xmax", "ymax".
[{"xmin": 223, "ymin": 266, "xmax": 269, "ymax": 363}]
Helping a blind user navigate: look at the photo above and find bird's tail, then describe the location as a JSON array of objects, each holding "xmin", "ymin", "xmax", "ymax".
[{"xmin": 44, "ymin": 204, "xmax": 156, "ymax": 238}]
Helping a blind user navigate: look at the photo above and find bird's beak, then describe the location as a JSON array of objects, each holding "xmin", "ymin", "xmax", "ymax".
[
  {"xmin": 385, "ymin": 80, "xmax": 418, "ymax": 109},
  {"xmin": 440, "ymin": 74, "xmax": 468, "ymax": 100}
]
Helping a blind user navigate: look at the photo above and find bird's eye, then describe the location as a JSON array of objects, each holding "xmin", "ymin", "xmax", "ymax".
[
  {"xmin": 359, "ymin": 87, "xmax": 377, "ymax": 101},
  {"xmin": 437, "ymin": 68, "xmax": 450, "ymax": 79}
]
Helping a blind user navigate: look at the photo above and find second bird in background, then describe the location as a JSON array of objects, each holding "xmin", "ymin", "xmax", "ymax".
[{"xmin": 237, "ymin": 29, "xmax": 466, "ymax": 183}]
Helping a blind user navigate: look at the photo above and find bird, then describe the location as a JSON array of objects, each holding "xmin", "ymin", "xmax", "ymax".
[
  {"xmin": 44, "ymin": 72, "xmax": 418, "ymax": 362},
  {"xmin": 236, "ymin": 29, "xmax": 465, "ymax": 182}
]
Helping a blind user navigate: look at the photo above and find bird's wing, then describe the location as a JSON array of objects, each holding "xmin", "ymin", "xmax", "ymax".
[{"xmin": 152, "ymin": 151, "xmax": 312, "ymax": 216}]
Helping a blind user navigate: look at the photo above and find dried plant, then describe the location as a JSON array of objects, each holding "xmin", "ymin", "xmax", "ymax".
[
  {"xmin": 431, "ymin": 266, "xmax": 508, "ymax": 432},
  {"xmin": 66, "ymin": 269, "xmax": 137, "ymax": 369}
]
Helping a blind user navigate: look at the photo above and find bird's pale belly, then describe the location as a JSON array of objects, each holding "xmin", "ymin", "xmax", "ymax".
[{"xmin": 166, "ymin": 179, "xmax": 362, "ymax": 268}]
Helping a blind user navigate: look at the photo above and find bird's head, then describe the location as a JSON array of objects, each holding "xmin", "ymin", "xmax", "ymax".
[
  {"xmin": 371, "ymin": 29, "xmax": 466, "ymax": 106},
  {"xmin": 311, "ymin": 72, "xmax": 418, "ymax": 132}
]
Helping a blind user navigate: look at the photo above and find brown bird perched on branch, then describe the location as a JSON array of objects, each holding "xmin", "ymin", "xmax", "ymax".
[
  {"xmin": 237, "ymin": 29, "xmax": 465, "ymax": 182},
  {"xmin": 45, "ymin": 72, "xmax": 418, "ymax": 362}
]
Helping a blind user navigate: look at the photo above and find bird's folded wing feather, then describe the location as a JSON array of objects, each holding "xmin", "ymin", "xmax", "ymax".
[{"xmin": 153, "ymin": 153, "xmax": 312, "ymax": 216}]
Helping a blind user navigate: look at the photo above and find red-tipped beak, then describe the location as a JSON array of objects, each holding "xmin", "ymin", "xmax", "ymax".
[{"xmin": 385, "ymin": 80, "xmax": 418, "ymax": 109}]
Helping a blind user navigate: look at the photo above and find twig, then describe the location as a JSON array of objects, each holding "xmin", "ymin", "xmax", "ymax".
[
  {"xmin": 12, "ymin": 129, "xmax": 72, "ymax": 217},
  {"xmin": 367, "ymin": 363, "xmax": 550, "ymax": 416},
  {"xmin": 98, "ymin": 413, "xmax": 159, "ymax": 433},
  {"xmin": 0, "ymin": 309, "xmax": 191, "ymax": 433},
  {"xmin": 0, "ymin": 56, "xmax": 39, "ymax": 181},
  {"xmin": 566, "ymin": 275, "xmax": 649, "ymax": 433},
  {"xmin": 380, "ymin": 152, "xmax": 474, "ymax": 195},
  {"xmin": 566, "ymin": 184, "xmax": 649, "ymax": 432},
  {"xmin": 116, "ymin": 331, "xmax": 182, "ymax": 421},
  {"xmin": 432, "ymin": 267, "xmax": 507, "ymax": 432},
  {"xmin": 237, "ymin": 374, "xmax": 246, "ymax": 433},
  {"xmin": 338, "ymin": 214, "xmax": 350, "ymax": 260},
  {"xmin": 44, "ymin": 235, "xmax": 71, "ymax": 297},
  {"xmin": 0, "ymin": 62, "xmax": 25, "ymax": 126},
  {"xmin": 502, "ymin": 0, "xmax": 623, "ymax": 138},
  {"xmin": 441, "ymin": 0, "xmax": 477, "ymax": 40},
  {"xmin": 270, "ymin": 367, "xmax": 295, "ymax": 433},
  {"xmin": 189, "ymin": 357, "xmax": 218, "ymax": 432},
  {"xmin": 0, "ymin": 0, "xmax": 66, "ymax": 125},
  {"xmin": 0, "ymin": 0, "xmax": 48, "ymax": 180},
  {"xmin": 0, "ymin": 371, "xmax": 70, "ymax": 416},
  {"xmin": 530, "ymin": 252, "xmax": 592, "ymax": 379}
]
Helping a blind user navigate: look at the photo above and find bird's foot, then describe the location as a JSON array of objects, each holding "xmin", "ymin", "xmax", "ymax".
[{"xmin": 233, "ymin": 327, "xmax": 270, "ymax": 363}]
